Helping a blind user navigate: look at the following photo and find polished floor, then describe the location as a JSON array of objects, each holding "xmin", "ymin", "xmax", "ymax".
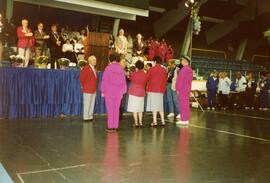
[{"xmin": 1, "ymin": 110, "xmax": 270, "ymax": 183}]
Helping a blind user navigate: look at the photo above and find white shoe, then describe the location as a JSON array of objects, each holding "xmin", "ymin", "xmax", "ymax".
[
  {"xmin": 211, "ymin": 107, "xmax": 215, "ymax": 110},
  {"xmin": 176, "ymin": 121, "xmax": 189, "ymax": 125},
  {"xmin": 245, "ymin": 107, "xmax": 250, "ymax": 110},
  {"xmin": 207, "ymin": 107, "xmax": 211, "ymax": 110},
  {"xmin": 167, "ymin": 113, "xmax": 175, "ymax": 118},
  {"xmin": 263, "ymin": 108, "xmax": 269, "ymax": 111},
  {"xmin": 176, "ymin": 114, "xmax": 181, "ymax": 119}
]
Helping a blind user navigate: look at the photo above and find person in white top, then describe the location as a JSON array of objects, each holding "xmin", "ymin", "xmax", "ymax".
[
  {"xmin": 115, "ymin": 29, "xmax": 127, "ymax": 55},
  {"xmin": 235, "ymin": 72, "xmax": 247, "ymax": 108},
  {"xmin": 62, "ymin": 39, "xmax": 74, "ymax": 62},
  {"xmin": 218, "ymin": 72, "xmax": 231, "ymax": 110}
]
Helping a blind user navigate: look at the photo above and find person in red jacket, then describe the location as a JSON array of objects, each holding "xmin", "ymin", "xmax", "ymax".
[
  {"xmin": 17, "ymin": 19, "xmax": 34, "ymax": 67},
  {"xmin": 166, "ymin": 45, "xmax": 174, "ymax": 63},
  {"xmin": 146, "ymin": 56, "xmax": 167, "ymax": 127},
  {"xmin": 80, "ymin": 55, "xmax": 98, "ymax": 122},
  {"xmin": 127, "ymin": 60, "xmax": 148, "ymax": 127}
]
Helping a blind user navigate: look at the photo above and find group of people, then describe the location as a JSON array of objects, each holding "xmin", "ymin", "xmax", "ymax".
[
  {"xmin": 80, "ymin": 53, "xmax": 193, "ymax": 132},
  {"xmin": 112, "ymin": 29, "xmax": 174, "ymax": 68},
  {"xmin": 0, "ymin": 15, "xmax": 87, "ymax": 68},
  {"xmin": 206, "ymin": 70, "xmax": 270, "ymax": 110}
]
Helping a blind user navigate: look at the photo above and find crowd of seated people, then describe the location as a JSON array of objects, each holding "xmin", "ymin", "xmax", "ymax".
[{"xmin": 206, "ymin": 70, "xmax": 270, "ymax": 111}]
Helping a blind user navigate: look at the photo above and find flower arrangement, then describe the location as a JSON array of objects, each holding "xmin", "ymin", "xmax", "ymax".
[
  {"xmin": 58, "ymin": 58, "xmax": 70, "ymax": 66},
  {"xmin": 9, "ymin": 55, "xmax": 24, "ymax": 63},
  {"xmin": 193, "ymin": 14, "xmax": 201, "ymax": 35},
  {"xmin": 36, "ymin": 56, "xmax": 49, "ymax": 65},
  {"xmin": 78, "ymin": 59, "xmax": 87, "ymax": 68},
  {"xmin": 58, "ymin": 58, "xmax": 70, "ymax": 70},
  {"xmin": 36, "ymin": 56, "xmax": 49, "ymax": 69}
]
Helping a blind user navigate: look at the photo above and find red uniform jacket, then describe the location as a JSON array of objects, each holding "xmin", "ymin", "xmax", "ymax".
[
  {"xmin": 128, "ymin": 70, "xmax": 148, "ymax": 97},
  {"xmin": 80, "ymin": 64, "xmax": 98, "ymax": 94},
  {"xmin": 147, "ymin": 64, "xmax": 167, "ymax": 94},
  {"xmin": 17, "ymin": 26, "xmax": 35, "ymax": 49}
]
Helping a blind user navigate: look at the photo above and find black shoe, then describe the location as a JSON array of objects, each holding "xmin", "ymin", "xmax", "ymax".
[
  {"xmin": 150, "ymin": 123, "xmax": 158, "ymax": 128},
  {"xmin": 106, "ymin": 128, "xmax": 114, "ymax": 133}
]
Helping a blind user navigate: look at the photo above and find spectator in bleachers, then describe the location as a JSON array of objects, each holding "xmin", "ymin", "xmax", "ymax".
[
  {"xmin": 235, "ymin": 72, "xmax": 247, "ymax": 108},
  {"xmin": 218, "ymin": 72, "xmax": 231, "ymax": 110},
  {"xmin": 245, "ymin": 72, "xmax": 257, "ymax": 110},
  {"xmin": 17, "ymin": 19, "xmax": 34, "ymax": 67},
  {"xmin": 34, "ymin": 22, "xmax": 50, "ymax": 61},
  {"xmin": 147, "ymin": 56, "xmax": 167, "ymax": 127},
  {"xmin": 132, "ymin": 33, "xmax": 145, "ymax": 64},
  {"xmin": 206, "ymin": 70, "xmax": 219, "ymax": 110},
  {"xmin": 166, "ymin": 59, "xmax": 180, "ymax": 119},
  {"xmin": 115, "ymin": 29, "xmax": 127, "ymax": 56},
  {"xmin": 78, "ymin": 28, "xmax": 87, "ymax": 42},
  {"xmin": 127, "ymin": 60, "xmax": 148, "ymax": 127},
  {"xmin": 258, "ymin": 72, "xmax": 270, "ymax": 111},
  {"xmin": 49, "ymin": 24, "xmax": 64, "ymax": 69}
]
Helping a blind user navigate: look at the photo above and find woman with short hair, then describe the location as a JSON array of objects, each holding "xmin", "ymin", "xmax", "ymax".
[
  {"xmin": 127, "ymin": 60, "xmax": 148, "ymax": 127},
  {"xmin": 146, "ymin": 56, "xmax": 167, "ymax": 127}
]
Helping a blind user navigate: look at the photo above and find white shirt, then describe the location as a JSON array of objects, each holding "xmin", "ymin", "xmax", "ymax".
[
  {"xmin": 89, "ymin": 64, "xmax": 96, "ymax": 77},
  {"xmin": 235, "ymin": 76, "xmax": 247, "ymax": 92},
  {"xmin": 218, "ymin": 77, "xmax": 232, "ymax": 95},
  {"xmin": 62, "ymin": 43, "xmax": 73, "ymax": 52}
]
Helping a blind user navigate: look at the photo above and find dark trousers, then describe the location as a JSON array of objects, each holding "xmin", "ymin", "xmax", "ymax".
[
  {"xmin": 207, "ymin": 90, "xmax": 217, "ymax": 107},
  {"xmin": 260, "ymin": 91, "xmax": 269, "ymax": 108},
  {"xmin": 50, "ymin": 47, "xmax": 61, "ymax": 69},
  {"xmin": 236, "ymin": 92, "xmax": 245, "ymax": 108},
  {"xmin": 245, "ymin": 91, "xmax": 255, "ymax": 108},
  {"xmin": 218, "ymin": 93, "xmax": 228, "ymax": 108}
]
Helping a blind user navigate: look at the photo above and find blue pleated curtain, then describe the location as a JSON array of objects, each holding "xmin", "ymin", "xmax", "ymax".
[{"xmin": 0, "ymin": 68, "xmax": 169, "ymax": 119}]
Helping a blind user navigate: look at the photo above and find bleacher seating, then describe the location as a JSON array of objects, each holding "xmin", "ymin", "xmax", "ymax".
[{"xmin": 191, "ymin": 56, "xmax": 269, "ymax": 79}]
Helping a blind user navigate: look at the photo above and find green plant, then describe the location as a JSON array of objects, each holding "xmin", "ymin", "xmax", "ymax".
[
  {"xmin": 36, "ymin": 56, "xmax": 49, "ymax": 64},
  {"xmin": 9, "ymin": 55, "xmax": 24, "ymax": 63},
  {"xmin": 78, "ymin": 59, "xmax": 87, "ymax": 67},
  {"xmin": 58, "ymin": 58, "xmax": 70, "ymax": 66}
]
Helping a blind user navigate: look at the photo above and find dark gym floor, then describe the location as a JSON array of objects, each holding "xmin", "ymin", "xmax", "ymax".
[{"xmin": 1, "ymin": 110, "xmax": 270, "ymax": 183}]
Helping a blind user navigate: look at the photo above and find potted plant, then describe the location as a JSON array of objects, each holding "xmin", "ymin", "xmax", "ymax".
[
  {"xmin": 10, "ymin": 55, "xmax": 24, "ymax": 67},
  {"xmin": 36, "ymin": 55, "xmax": 49, "ymax": 69},
  {"xmin": 58, "ymin": 58, "xmax": 70, "ymax": 70},
  {"xmin": 78, "ymin": 59, "xmax": 87, "ymax": 69}
]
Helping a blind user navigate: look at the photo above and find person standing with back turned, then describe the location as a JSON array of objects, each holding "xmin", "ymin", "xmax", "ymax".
[{"xmin": 101, "ymin": 53, "xmax": 127, "ymax": 132}]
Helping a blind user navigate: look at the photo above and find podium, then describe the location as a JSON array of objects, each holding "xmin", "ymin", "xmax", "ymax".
[{"xmin": 84, "ymin": 32, "xmax": 110, "ymax": 71}]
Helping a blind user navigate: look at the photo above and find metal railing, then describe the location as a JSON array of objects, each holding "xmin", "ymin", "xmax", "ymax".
[{"xmin": 192, "ymin": 48, "xmax": 227, "ymax": 59}]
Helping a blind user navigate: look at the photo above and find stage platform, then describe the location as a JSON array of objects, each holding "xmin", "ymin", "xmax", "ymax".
[{"xmin": 0, "ymin": 110, "xmax": 270, "ymax": 183}]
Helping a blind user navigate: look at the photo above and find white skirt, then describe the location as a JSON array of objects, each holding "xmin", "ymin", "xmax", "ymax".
[
  {"xmin": 127, "ymin": 95, "xmax": 145, "ymax": 112},
  {"xmin": 146, "ymin": 92, "xmax": 164, "ymax": 112}
]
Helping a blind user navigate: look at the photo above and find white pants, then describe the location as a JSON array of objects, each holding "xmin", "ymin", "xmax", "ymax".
[
  {"xmin": 18, "ymin": 47, "xmax": 30, "ymax": 67},
  {"xmin": 83, "ymin": 93, "xmax": 96, "ymax": 120},
  {"xmin": 0, "ymin": 41, "xmax": 3, "ymax": 62}
]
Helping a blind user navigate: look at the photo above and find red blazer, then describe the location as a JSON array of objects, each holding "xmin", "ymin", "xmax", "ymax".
[
  {"xmin": 128, "ymin": 70, "xmax": 148, "ymax": 97},
  {"xmin": 80, "ymin": 64, "xmax": 98, "ymax": 94},
  {"xmin": 147, "ymin": 64, "xmax": 167, "ymax": 94},
  {"xmin": 17, "ymin": 26, "xmax": 35, "ymax": 49}
]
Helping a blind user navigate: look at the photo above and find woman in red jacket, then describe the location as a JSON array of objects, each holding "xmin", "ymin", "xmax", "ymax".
[
  {"xmin": 146, "ymin": 56, "xmax": 167, "ymax": 127},
  {"xmin": 17, "ymin": 19, "xmax": 34, "ymax": 67},
  {"xmin": 127, "ymin": 60, "xmax": 148, "ymax": 127}
]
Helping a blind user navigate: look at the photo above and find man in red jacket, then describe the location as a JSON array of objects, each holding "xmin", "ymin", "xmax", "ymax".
[{"xmin": 80, "ymin": 55, "xmax": 98, "ymax": 122}]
